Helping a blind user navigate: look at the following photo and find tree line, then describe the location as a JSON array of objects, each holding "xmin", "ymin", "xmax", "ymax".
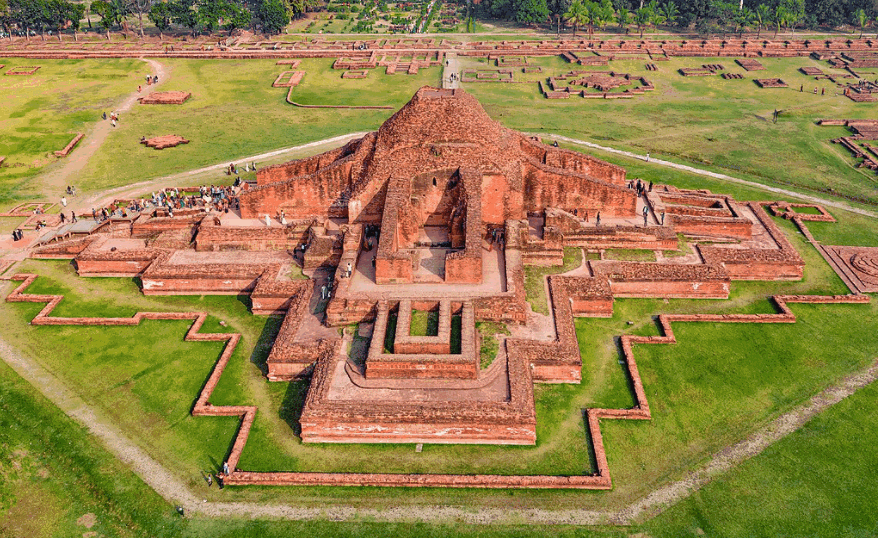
[
  {"xmin": 0, "ymin": 0, "xmax": 319, "ymax": 39},
  {"xmin": 475, "ymin": 0, "xmax": 878, "ymax": 35}
]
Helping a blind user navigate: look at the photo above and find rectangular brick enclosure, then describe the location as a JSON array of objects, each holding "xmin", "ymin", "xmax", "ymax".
[
  {"xmin": 138, "ymin": 91, "xmax": 192, "ymax": 104},
  {"xmin": 272, "ymin": 71, "xmax": 305, "ymax": 87},
  {"xmin": 5, "ymin": 66, "xmax": 40, "ymax": 75}
]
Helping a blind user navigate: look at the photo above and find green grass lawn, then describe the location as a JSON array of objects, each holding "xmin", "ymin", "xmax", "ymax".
[
  {"xmin": 0, "ymin": 57, "xmax": 146, "ymax": 209},
  {"xmin": 74, "ymin": 58, "xmax": 441, "ymax": 195},
  {"xmin": 3, "ymin": 48, "xmax": 878, "ymax": 535},
  {"xmin": 477, "ymin": 321, "xmax": 510, "ymax": 369},
  {"xmin": 0, "ymin": 205, "xmax": 867, "ymax": 513},
  {"xmin": 524, "ymin": 247, "xmax": 584, "ymax": 315},
  {"xmin": 462, "ymin": 55, "xmax": 878, "ymax": 206},
  {"xmin": 409, "ymin": 309, "xmax": 439, "ymax": 336}
]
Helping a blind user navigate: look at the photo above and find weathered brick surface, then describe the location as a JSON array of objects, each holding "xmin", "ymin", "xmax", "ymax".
[{"xmin": 241, "ymin": 87, "xmax": 636, "ymax": 226}]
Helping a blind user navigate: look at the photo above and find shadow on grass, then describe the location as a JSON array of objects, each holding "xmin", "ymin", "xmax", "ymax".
[
  {"xmin": 236, "ymin": 293, "xmax": 253, "ymax": 312},
  {"xmin": 613, "ymin": 334, "xmax": 641, "ymax": 410},
  {"xmin": 279, "ymin": 381, "xmax": 309, "ymax": 438},
  {"xmin": 249, "ymin": 315, "xmax": 284, "ymax": 376},
  {"xmin": 579, "ymin": 409, "xmax": 600, "ymax": 474}
]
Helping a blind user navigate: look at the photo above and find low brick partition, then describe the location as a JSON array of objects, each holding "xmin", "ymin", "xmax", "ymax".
[
  {"xmin": 141, "ymin": 135, "xmax": 189, "ymax": 150},
  {"xmin": 272, "ymin": 70, "xmax": 305, "ymax": 88},
  {"xmin": 699, "ymin": 202, "xmax": 805, "ymax": 280},
  {"xmin": 53, "ymin": 133, "xmax": 84, "ymax": 157},
  {"xmin": 679, "ymin": 67, "xmax": 717, "ymax": 76},
  {"xmin": 365, "ymin": 300, "xmax": 479, "ymax": 380},
  {"xmin": 0, "ymin": 202, "xmax": 56, "ymax": 217},
  {"xmin": 276, "ymin": 59, "xmax": 302, "ymax": 67},
  {"xmin": 800, "ymin": 66, "xmax": 824, "ymax": 76},
  {"xmin": 4, "ymin": 65, "xmax": 40, "ymax": 75},
  {"xmin": 755, "ymin": 78, "xmax": 788, "ymax": 88},
  {"xmin": 722, "ymin": 73, "xmax": 744, "ymax": 79},
  {"xmin": 341, "ymin": 70, "xmax": 368, "ymax": 79},
  {"xmin": 137, "ymin": 91, "xmax": 192, "ymax": 105}
]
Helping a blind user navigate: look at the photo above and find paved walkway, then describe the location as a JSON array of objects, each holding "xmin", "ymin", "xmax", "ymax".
[{"xmin": 442, "ymin": 53, "xmax": 460, "ymax": 89}]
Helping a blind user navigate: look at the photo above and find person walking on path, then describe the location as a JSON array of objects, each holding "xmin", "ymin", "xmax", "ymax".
[{"xmin": 60, "ymin": 196, "xmax": 67, "ymax": 207}]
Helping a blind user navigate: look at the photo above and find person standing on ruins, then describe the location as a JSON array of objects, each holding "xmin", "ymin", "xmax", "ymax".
[
  {"xmin": 643, "ymin": 206, "xmax": 649, "ymax": 226},
  {"xmin": 61, "ymin": 196, "xmax": 67, "ymax": 207},
  {"xmin": 596, "ymin": 212, "xmax": 601, "ymax": 227},
  {"xmin": 264, "ymin": 214, "xmax": 271, "ymax": 227}
]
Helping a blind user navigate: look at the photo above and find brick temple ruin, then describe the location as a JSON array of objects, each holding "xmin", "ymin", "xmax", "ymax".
[{"xmin": 16, "ymin": 86, "xmax": 868, "ymax": 487}]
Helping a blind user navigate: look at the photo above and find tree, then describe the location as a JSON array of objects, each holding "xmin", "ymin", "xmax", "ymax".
[
  {"xmin": 10, "ymin": 0, "xmax": 45, "ymax": 39},
  {"xmin": 781, "ymin": 0, "xmax": 803, "ymax": 36},
  {"xmin": 257, "ymin": 0, "xmax": 287, "ymax": 34},
  {"xmin": 581, "ymin": 0, "xmax": 612, "ymax": 39},
  {"xmin": 222, "ymin": 0, "xmax": 251, "ymax": 33},
  {"xmin": 512, "ymin": 0, "xmax": 549, "ymax": 24},
  {"xmin": 547, "ymin": 0, "xmax": 571, "ymax": 34},
  {"xmin": 66, "ymin": 1, "xmax": 84, "ymax": 39},
  {"xmin": 91, "ymin": 0, "xmax": 120, "ymax": 38},
  {"xmin": 0, "ymin": 0, "xmax": 12, "ymax": 39},
  {"xmin": 564, "ymin": 0, "xmax": 586, "ymax": 35},
  {"xmin": 148, "ymin": 0, "xmax": 171, "ymax": 38},
  {"xmin": 659, "ymin": 0, "xmax": 677, "ymax": 27},
  {"xmin": 616, "ymin": 4, "xmax": 630, "ymax": 32},
  {"xmin": 754, "ymin": 3, "xmax": 769, "ymax": 38},
  {"xmin": 129, "ymin": 0, "xmax": 154, "ymax": 37},
  {"xmin": 634, "ymin": 4, "xmax": 651, "ymax": 37},
  {"xmin": 170, "ymin": 0, "xmax": 197, "ymax": 35},
  {"xmin": 734, "ymin": 6, "xmax": 754, "ymax": 36},
  {"xmin": 854, "ymin": 8, "xmax": 866, "ymax": 38},
  {"xmin": 772, "ymin": 4, "xmax": 788, "ymax": 37}
]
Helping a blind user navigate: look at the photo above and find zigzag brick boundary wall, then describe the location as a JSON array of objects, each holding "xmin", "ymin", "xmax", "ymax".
[
  {"xmin": 4, "ymin": 273, "xmax": 256, "ymax": 478},
  {"xmin": 5, "ymin": 227, "xmax": 870, "ymax": 488},
  {"xmin": 4, "ymin": 65, "xmax": 40, "ymax": 75},
  {"xmin": 53, "ymin": 133, "xmax": 84, "ymax": 157}
]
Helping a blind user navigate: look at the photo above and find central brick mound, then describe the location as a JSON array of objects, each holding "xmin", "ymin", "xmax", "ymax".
[
  {"xmin": 137, "ymin": 91, "xmax": 192, "ymax": 105},
  {"xmin": 141, "ymin": 135, "xmax": 189, "ymax": 149}
]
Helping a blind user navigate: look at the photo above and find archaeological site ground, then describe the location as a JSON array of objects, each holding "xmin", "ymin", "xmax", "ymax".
[{"xmin": 2, "ymin": 27, "xmax": 878, "ymax": 538}]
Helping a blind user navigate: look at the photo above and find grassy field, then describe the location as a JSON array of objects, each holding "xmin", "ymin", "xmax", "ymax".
[
  {"xmin": 3, "ymin": 48, "xmax": 878, "ymax": 535},
  {"xmin": 0, "ymin": 57, "xmax": 146, "ymax": 209},
  {"xmin": 0, "ymin": 206, "xmax": 868, "ymax": 512},
  {"xmin": 461, "ymin": 55, "xmax": 878, "ymax": 206},
  {"xmin": 74, "ymin": 58, "xmax": 441, "ymax": 194}
]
